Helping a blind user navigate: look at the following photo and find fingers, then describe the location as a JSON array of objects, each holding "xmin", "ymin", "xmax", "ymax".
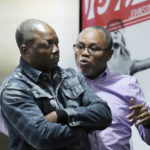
[
  {"xmin": 135, "ymin": 115, "xmax": 150, "ymax": 126},
  {"xmin": 126, "ymin": 112, "xmax": 134, "ymax": 120},
  {"xmin": 126, "ymin": 98, "xmax": 150, "ymax": 126},
  {"xmin": 129, "ymin": 104, "xmax": 145, "ymax": 111},
  {"xmin": 126, "ymin": 104, "xmax": 146, "ymax": 119},
  {"xmin": 129, "ymin": 98, "xmax": 144, "ymax": 110},
  {"xmin": 127, "ymin": 111, "xmax": 149, "ymax": 124},
  {"xmin": 130, "ymin": 98, "xmax": 136, "ymax": 106},
  {"xmin": 137, "ymin": 112, "xmax": 149, "ymax": 120}
]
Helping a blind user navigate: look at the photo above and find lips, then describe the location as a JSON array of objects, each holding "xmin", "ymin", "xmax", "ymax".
[
  {"xmin": 80, "ymin": 59, "xmax": 90, "ymax": 66},
  {"xmin": 53, "ymin": 57, "xmax": 59, "ymax": 63},
  {"xmin": 50, "ymin": 56, "xmax": 59, "ymax": 64}
]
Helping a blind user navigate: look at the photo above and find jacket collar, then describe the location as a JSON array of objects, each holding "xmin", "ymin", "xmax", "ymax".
[{"xmin": 19, "ymin": 57, "xmax": 68, "ymax": 83}]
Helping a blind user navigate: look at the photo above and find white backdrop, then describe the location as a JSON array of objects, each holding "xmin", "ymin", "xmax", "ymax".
[{"xmin": 0, "ymin": 0, "xmax": 78, "ymax": 84}]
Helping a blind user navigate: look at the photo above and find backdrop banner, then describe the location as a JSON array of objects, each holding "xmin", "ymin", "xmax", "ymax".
[{"xmin": 81, "ymin": 0, "xmax": 150, "ymax": 30}]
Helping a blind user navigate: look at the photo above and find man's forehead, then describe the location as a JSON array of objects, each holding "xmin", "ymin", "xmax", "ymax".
[
  {"xmin": 81, "ymin": 28, "xmax": 103, "ymax": 36},
  {"xmin": 30, "ymin": 24, "xmax": 57, "ymax": 37},
  {"xmin": 33, "ymin": 23, "xmax": 55, "ymax": 33},
  {"xmin": 78, "ymin": 28, "xmax": 104, "ymax": 40},
  {"xmin": 34, "ymin": 24, "xmax": 50, "ymax": 32}
]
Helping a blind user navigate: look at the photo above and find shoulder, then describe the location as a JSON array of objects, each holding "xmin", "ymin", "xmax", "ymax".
[
  {"xmin": 63, "ymin": 67, "xmax": 79, "ymax": 75},
  {"xmin": 118, "ymin": 74, "xmax": 138, "ymax": 87},
  {"xmin": 0, "ymin": 66, "xmax": 30, "ymax": 94},
  {"xmin": 60, "ymin": 67, "xmax": 85, "ymax": 85},
  {"xmin": 62, "ymin": 67, "xmax": 84, "ymax": 80},
  {"xmin": 111, "ymin": 69, "xmax": 142, "ymax": 92},
  {"xmin": 109, "ymin": 69, "xmax": 138, "ymax": 85},
  {"xmin": 107, "ymin": 69, "xmax": 141, "ymax": 96}
]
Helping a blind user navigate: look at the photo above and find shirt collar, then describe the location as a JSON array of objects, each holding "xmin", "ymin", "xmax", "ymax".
[
  {"xmin": 19, "ymin": 57, "xmax": 67, "ymax": 82},
  {"xmin": 85, "ymin": 67, "xmax": 109, "ymax": 82},
  {"xmin": 19, "ymin": 57, "xmax": 43, "ymax": 82}
]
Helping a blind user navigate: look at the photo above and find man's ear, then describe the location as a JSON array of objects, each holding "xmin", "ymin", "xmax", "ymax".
[
  {"xmin": 20, "ymin": 45, "xmax": 28, "ymax": 56},
  {"xmin": 107, "ymin": 49, "xmax": 113, "ymax": 61}
]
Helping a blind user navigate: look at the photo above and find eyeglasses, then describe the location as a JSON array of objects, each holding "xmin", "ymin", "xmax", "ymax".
[{"xmin": 73, "ymin": 44, "xmax": 108, "ymax": 54}]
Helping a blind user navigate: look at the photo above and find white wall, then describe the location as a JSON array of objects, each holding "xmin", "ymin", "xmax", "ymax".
[{"xmin": 0, "ymin": 0, "xmax": 79, "ymax": 84}]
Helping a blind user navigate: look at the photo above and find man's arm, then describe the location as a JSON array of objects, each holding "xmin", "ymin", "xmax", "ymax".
[
  {"xmin": 0, "ymin": 106, "xmax": 8, "ymax": 136},
  {"xmin": 1, "ymin": 85, "xmax": 87, "ymax": 150},
  {"xmin": 45, "ymin": 111, "xmax": 58, "ymax": 123},
  {"xmin": 126, "ymin": 98, "xmax": 150, "ymax": 145},
  {"xmin": 60, "ymin": 72, "xmax": 111, "ymax": 130},
  {"xmin": 125, "ymin": 77, "xmax": 150, "ymax": 145},
  {"xmin": 45, "ymin": 74, "xmax": 112, "ymax": 130},
  {"xmin": 126, "ymin": 98, "xmax": 150, "ymax": 127}
]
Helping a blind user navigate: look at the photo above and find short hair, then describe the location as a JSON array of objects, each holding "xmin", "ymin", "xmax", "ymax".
[
  {"xmin": 15, "ymin": 26, "xmax": 24, "ymax": 49},
  {"xmin": 87, "ymin": 26, "xmax": 113, "ymax": 50},
  {"xmin": 15, "ymin": 19, "xmax": 47, "ymax": 49}
]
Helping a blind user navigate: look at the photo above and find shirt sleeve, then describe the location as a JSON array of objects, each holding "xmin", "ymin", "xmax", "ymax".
[
  {"xmin": 127, "ymin": 76, "xmax": 150, "ymax": 145},
  {"xmin": 0, "ymin": 106, "xmax": 8, "ymax": 136},
  {"xmin": 64, "ymin": 74, "xmax": 112, "ymax": 130},
  {"xmin": 0, "ymin": 84, "xmax": 87, "ymax": 150}
]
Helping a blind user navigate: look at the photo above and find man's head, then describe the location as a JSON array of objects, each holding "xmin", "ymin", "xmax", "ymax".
[
  {"xmin": 75, "ymin": 26, "xmax": 113, "ymax": 79},
  {"xmin": 16, "ymin": 19, "xmax": 59, "ymax": 72}
]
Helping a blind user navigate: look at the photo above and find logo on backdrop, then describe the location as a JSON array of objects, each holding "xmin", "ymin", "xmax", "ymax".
[{"xmin": 82, "ymin": 0, "xmax": 150, "ymax": 30}]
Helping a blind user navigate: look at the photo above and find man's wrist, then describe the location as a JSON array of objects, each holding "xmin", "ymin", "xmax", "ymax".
[
  {"xmin": 55, "ymin": 109, "xmax": 68, "ymax": 124},
  {"xmin": 143, "ymin": 123, "xmax": 150, "ymax": 129}
]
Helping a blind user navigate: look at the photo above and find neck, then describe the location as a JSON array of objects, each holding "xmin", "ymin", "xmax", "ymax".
[{"xmin": 86, "ymin": 66, "xmax": 107, "ymax": 80}]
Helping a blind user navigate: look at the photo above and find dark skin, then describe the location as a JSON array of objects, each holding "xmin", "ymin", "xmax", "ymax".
[
  {"xmin": 75, "ymin": 27, "xmax": 150, "ymax": 127},
  {"xmin": 126, "ymin": 98, "xmax": 150, "ymax": 126},
  {"xmin": 20, "ymin": 21, "xmax": 59, "ymax": 122},
  {"xmin": 20, "ymin": 23, "xmax": 59, "ymax": 72},
  {"xmin": 75, "ymin": 28, "xmax": 113, "ymax": 80}
]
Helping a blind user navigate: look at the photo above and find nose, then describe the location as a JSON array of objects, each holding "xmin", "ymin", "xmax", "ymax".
[
  {"xmin": 81, "ymin": 47, "xmax": 90, "ymax": 56},
  {"xmin": 52, "ymin": 44, "xmax": 59, "ymax": 54}
]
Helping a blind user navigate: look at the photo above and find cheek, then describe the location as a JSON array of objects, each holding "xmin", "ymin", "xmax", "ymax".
[
  {"xmin": 92, "ymin": 54, "xmax": 106, "ymax": 65},
  {"xmin": 91, "ymin": 56, "xmax": 101, "ymax": 65},
  {"xmin": 38, "ymin": 50, "xmax": 52, "ymax": 58}
]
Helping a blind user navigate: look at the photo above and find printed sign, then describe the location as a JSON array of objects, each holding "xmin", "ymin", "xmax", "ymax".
[{"xmin": 82, "ymin": 0, "xmax": 150, "ymax": 31}]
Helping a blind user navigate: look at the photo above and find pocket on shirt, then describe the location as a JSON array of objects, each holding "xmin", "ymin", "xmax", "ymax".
[
  {"xmin": 62, "ymin": 84, "xmax": 84, "ymax": 99},
  {"xmin": 31, "ymin": 88, "xmax": 57, "ymax": 114},
  {"xmin": 31, "ymin": 88, "xmax": 53, "ymax": 99}
]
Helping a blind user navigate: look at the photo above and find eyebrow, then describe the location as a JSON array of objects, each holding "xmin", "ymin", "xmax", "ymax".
[{"xmin": 78, "ymin": 42, "xmax": 101, "ymax": 47}]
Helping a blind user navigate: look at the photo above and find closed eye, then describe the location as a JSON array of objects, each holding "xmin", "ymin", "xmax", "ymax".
[{"xmin": 39, "ymin": 43, "xmax": 50, "ymax": 49}]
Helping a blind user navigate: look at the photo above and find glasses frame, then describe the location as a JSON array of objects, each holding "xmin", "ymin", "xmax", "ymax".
[{"xmin": 73, "ymin": 44, "xmax": 109, "ymax": 54}]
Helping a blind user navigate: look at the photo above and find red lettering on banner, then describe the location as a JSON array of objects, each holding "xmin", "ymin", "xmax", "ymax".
[{"xmin": 82, "ymin": 0, "xmax": 150, "ymax": 30}]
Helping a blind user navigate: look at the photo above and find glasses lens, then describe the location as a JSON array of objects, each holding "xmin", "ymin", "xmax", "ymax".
[{"xmin": 73, "ymin": 44, "xmax": 84, "ymax": 52}]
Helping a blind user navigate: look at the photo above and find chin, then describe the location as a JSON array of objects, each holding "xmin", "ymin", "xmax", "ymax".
[
  {"xmin": 80, "ymin": 69, "xmax": 90, "ymax": 77},
  {"xmin": 80, "ymin": 69, "xmax": 95, "ymax": 79},
  {"xmin": 42, "ymin": 65, "xmax": 58, "ymax": 72},
  {"xmin": 49, "ymin": 65, "xmax": 58, "ymax": 70},
  {"xmin": 50, "ymin": 62, "xmax": 58, "ymax": 68}
]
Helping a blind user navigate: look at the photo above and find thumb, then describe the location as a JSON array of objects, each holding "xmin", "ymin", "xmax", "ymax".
[{"xmin": 130, "ymin": 98, "xmax": 136, "ymax": 106}]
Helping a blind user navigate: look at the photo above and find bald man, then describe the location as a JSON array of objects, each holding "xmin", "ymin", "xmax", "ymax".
[{"xmin": 0, "ymin": 19, "xmax": 111, "ymax": 150}]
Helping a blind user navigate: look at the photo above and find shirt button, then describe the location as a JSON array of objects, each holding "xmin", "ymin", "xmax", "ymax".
[{"xmin": 71, "ymin": 118, "xmax": 76, "ymax": 125}]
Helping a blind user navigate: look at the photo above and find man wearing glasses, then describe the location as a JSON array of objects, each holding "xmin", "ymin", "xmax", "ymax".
[{"xmin": 74, "ymin": 26, "xmax": 150, "ymax": 150}]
